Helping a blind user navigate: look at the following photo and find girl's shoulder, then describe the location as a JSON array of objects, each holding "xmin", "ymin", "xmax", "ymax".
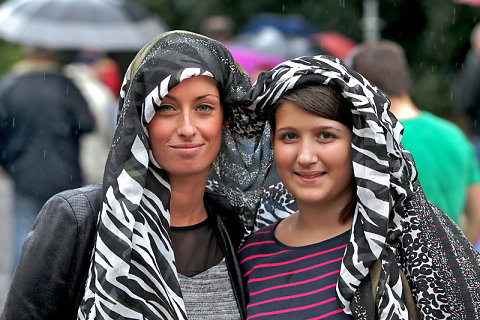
[
  {"xmin": 238, "ymin": 222, "xmax": 278, "ymax": 253},
  {"xmin": 245, "ymin": 223, "xmax": 277, "ymax": 242}
]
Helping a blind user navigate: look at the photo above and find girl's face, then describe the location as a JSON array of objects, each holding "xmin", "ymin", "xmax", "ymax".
[
  {"xmin": 148, "ymin": 76, "xmax": 224, "ymax": 179},
  {"xmin": 273, "ymin": 101, "xmax": 354, "ymax": 207}
]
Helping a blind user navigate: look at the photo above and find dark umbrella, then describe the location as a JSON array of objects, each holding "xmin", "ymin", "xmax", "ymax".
[{"xmin": 0, "ymin": 0, "xmax": 167, "ymax": 51}]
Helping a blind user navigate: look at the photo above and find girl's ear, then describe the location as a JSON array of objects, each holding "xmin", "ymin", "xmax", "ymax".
[{"xmin": 270, "ymin": 130, "xmax": 274, "ymax": 144}]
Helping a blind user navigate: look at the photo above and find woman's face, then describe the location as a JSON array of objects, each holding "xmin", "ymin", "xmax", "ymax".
[
  {"xmin": 148, "ymin": 75, "xmax": 224, "ymax": 179},
  {"xmin": 273, "ymin": 101, "xmax": 354, "ymax": 207}
]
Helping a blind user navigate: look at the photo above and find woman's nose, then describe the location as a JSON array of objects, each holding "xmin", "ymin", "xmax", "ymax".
[{"xmin": 177, "ymin": 112, "xmax": 196, "ymax": 138}]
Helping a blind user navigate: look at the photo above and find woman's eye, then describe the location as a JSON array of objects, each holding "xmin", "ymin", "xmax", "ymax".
[
  {"xmin": 197, "ymin": 104, "xmax": 215, "ymax": 112},
  {"xmin": 156, "ymin": 104, "xmax": 175, "ymax": 113}
]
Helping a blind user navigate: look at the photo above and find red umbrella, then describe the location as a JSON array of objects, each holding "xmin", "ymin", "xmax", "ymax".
[{"xmin": 313, "ymin": 31, "xmax": 356, "ymax": 61}]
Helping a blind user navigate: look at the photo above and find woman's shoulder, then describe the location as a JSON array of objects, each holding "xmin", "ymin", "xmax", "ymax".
[{"xmin": 47, "ymin": 183, "xmax": 103, "ymax": 225}]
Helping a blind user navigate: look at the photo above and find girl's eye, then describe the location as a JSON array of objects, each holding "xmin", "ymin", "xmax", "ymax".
[
  {"xmin": 280, "ymin": 133, "xmax": 298, "ymax": 141},
  {"xmin": 318, "ymin": 132, "xmax": 335, "ymax": 141},
  {"xmin": 196, "ymin": 104, "xmax": 215, "ymax": 112}
]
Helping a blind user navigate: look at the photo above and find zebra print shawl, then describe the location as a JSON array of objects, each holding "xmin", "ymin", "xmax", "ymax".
[{"xmin": 251, "ymin": 55, "xmax": 480, "ymax": 319}]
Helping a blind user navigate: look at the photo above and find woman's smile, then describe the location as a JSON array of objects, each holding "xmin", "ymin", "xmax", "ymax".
[{"xmin": 169, "ymin": 143, "xmax": 205, "ymax": 155}]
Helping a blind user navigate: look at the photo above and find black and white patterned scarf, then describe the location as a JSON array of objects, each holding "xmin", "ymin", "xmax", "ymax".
[{"xmin": 252, "ymin": 55, "xmax": 480, "ymax": 319}]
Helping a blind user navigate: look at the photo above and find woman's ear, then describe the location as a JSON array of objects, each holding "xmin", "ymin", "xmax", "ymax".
[
  {"xmin": 270, "ymin": 130, "xmax": 274, "ymax": 144},
  {"xmin": 222, "ymin": 120, "xmax": 228, "ymax": 128}
]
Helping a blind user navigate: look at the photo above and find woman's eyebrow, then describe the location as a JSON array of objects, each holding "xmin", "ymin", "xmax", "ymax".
[
  {"xmin": 195, "ymin": 93, "xmax": 219, "ymax": 100},
  {"xmin": 162, "ymin": 93, "xmax": 219, "ymax": 102}
]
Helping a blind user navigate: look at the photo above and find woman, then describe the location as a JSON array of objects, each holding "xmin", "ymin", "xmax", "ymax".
[
  {"xmin": 240, "ymin": 55, "xmax": 480, "ymax": 319},
  {"xmin": 75, "ymin": 31, "xmax": 260, "ymax": 319},
  {"xmin": 1, "ymin": 31, "xmax": 276, "ymax": 320}
]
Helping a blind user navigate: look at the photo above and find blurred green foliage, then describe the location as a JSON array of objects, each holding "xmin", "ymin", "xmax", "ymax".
[{"xmin": 0, "ymin": 0, "xmax": 479, "ymax": 118}]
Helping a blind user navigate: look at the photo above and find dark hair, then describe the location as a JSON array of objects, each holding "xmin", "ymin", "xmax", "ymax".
[
  {"xmin": 269, "ymin": 85, "xmax": 356, "ymax": 223},
  {"xmin": 349, "ymin": 40, "xmax": 411, "ymax": 97},
  {"xmin": 269, "ymin": 85, "xmax": 353, "ymax": 131}
]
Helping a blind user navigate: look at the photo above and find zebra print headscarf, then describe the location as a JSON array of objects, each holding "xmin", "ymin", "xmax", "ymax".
[
  {"xmin": 77, "ymin": 31, "xmax": 268, "ymax": 319},
  {"xmin": 251, "ymin": 55, "xmax": 480, "ymax": 319}
]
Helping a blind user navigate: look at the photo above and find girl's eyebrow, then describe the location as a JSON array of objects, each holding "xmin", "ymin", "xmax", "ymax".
[
  {"xmin": 276, "ymin": 126, "xmax": 297, "ymax": 132},
  {"xmin": 276, "ymin": 125, "xmax": 343, "ymax": 132}
]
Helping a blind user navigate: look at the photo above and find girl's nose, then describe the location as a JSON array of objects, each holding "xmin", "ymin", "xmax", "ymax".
[
  {"xmin": 177, "ymin": 112, "xmax": 197, "ymax": 138},
  {"xmin": 297, "ymin": 140, "xmax": 318, "ymax": 166}
]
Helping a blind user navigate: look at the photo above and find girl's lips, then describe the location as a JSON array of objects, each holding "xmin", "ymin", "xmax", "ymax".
[{"xmin": 295, "ymin": 171, "xmax": 325, "ymax": 180}]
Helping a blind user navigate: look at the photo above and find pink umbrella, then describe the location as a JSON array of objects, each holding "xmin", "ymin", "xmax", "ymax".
[
  {"xmin": 228, "ymin": 45, "xmax": 286, "ymax": 81},
  {"xmin": 455, "ymin": 0, "xmax": 480, "ymax": 5}
]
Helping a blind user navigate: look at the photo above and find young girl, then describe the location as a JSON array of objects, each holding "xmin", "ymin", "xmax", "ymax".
[
  {"xmin": 240, "ymin": 55, "xmax": 480, "ymax": 319},
  {"xmin": 239, "ymin": 84, "xmax": 355, "ymax": 319}
]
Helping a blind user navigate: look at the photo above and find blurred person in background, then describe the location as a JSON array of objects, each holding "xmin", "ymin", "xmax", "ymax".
[
  {"xmin": 348, "ymin": 40, "xmax": 480, "ymax": 246},
  {"xmin": 63, "ymin": 50, "xmax": 117, "ymax": 185},
  {"xmin": 0, "ymin": 46, "xmax": 94, "ymax": 271},
  {"xmin": 199, "ymin": 15, "xmax": 236, "ymax": 44},
  {"xmin": 453, "ymin": 22, "xmax": 480, "ymax": 167},
  {"xmin": 199, "ymin": 14, "xmax": 287, "ymax": 82}
]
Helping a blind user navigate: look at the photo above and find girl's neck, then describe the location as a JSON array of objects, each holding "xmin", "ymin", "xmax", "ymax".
[
  {"xmin": 275, "ymin": 193, "xmax": 353, "ymax": 247},
  {"xmin": 168, "ymin": 173, "xmax": 209, "ymax": 227}
]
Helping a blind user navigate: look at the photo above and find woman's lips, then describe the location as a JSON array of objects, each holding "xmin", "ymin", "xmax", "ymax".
[{"xmin": 169, "ymin": 143, "xmax": 204, "ymax": 155}]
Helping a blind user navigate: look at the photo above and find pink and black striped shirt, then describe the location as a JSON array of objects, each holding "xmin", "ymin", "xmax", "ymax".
[{"xmin": 238, "ymin": 222, "xmax": 352, "ymax": 320}]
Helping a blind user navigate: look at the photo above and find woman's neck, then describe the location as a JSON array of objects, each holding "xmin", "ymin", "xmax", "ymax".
[{"xmin": 168, "ymin": 173, "xmax": 209, "ymax": 227}]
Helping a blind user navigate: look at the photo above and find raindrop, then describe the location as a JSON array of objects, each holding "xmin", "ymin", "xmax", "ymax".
[
  {"xmin": 339, "ymin": 0, "xmax": 346, "ymax": 8},
  {"xmin": 12, "ymin": 117, "xmax": 15, "ymax": 128},
  {"xmin": 43, "ymin": 149, "xmax": 46, "ymax": 158}
]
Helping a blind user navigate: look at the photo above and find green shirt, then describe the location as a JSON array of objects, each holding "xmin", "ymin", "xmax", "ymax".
[{"xmin": 401, "ymin": 111, "xmax": 480, "ymax": 224}]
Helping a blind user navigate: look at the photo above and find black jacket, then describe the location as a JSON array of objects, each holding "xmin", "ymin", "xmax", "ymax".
[
  {"xmin": 1, "ymin": 183, "xmax": 246, "ymax": 320},
  {"xmin": 0, "ymin": 70, "xmax": 94, "ymax": 201}
]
